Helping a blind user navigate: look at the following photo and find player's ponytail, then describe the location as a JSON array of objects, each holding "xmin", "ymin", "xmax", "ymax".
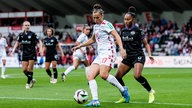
[
  {"xmin": 92, "ymin": 3, "xmax": 104, "ymax": 14},
  {"xmin": 127, "ymin": 6, "xmax": 136, "ymax": 18}
]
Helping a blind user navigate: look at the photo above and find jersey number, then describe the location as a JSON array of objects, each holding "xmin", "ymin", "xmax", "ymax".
[{"xmin": 102, "ymin": 58, "xmax": 108, "ymax": 63}]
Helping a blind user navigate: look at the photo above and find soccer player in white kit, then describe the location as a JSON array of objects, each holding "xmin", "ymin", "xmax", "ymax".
[
  {"xmin": 0, "ymin": 33, "xmax": 8, "ymax": 79},
  {"xmin": 72, "ymin": 4, "xmax": 130, "ymax": 107},
  {"xmin": 61, "ymin": 24, "xmax": 91, "ymax": 82}
]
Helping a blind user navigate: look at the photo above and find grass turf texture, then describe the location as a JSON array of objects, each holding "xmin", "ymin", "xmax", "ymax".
[{"xmin": 0, "ymin": 68, "xmax": 192, "ymax": 108}]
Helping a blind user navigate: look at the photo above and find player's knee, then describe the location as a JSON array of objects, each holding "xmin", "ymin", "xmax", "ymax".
[{"xmin": 99, "ymin": 73, "xmax": 108, "ymax": 80}]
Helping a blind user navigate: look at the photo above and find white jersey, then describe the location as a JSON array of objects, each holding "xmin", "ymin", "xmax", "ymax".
[
  {"xmin": 0, "ymin": 37, "xmax": 8, "ymax": 57},
  {"xmin": 92, "ymin": 20, "xmax": 116, "ymax": 68},
  {"xmin": 93, "ymin": 20, "xmax": 116, "ymax": 55},
  {"xmin": 73, "ymin": 33, "xmax": 89, "ymax": 61}
]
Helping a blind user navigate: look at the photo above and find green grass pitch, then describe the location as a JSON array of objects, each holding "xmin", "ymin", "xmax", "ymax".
[{"xmin": 0, "ymin": 68, "xmax": 192, "ymax": 108}]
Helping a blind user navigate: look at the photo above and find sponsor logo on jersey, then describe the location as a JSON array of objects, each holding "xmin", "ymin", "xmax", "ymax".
[
  {"xmin": 51, "ymin": 40, "xmax": 54, "ymax": 42},
  {"xmin": 21, "ymin": 40, "xmax": 31, "ymax": 44},
  {"xmin": 130, "ymin": 31, "xmax": 135, "ymax": 35},
  {"xmin": 28, "ymin": 35, "xmax": 31, "ymax": 39},
  {"xmin": 107, "ymin": 23, "xmax": 114, "ymax": 29}
]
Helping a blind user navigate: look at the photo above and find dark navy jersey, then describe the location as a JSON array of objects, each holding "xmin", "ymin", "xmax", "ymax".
[
  {"xmin": 17, "ymin": 31, "xmax": 39, "ymax": 56},
  {"xmin": 43, "ymin": 36, "xmax": 58, "ymax": 55},
  {"xmin": 120, "ymin": 25, "xmax": 145, "ymax": 56}
]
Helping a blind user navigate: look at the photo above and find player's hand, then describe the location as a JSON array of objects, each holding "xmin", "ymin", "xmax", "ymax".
[
  {"xmin": 149, "ymin": 56, "xmax": 155, "ymax": 64},
  {"xmin": 9, "ymin": 51, "xmax": 14, "ymax": 56},
  {"xmin": 72, "ymin": 45, "xmax": 81, "ymax": 51},
  {"xmin": 120, "ymin": 49, "xmax": 127, "ymax": 59}
]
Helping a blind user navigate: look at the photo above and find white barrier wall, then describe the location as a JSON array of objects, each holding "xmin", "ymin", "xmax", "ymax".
[
  {"xmin": 116, "ymin": 56, "xmax": 192, "ymax": 68},
  {"xmin": 2, "ymin": 56, "xmax": 192, "ymax": 68}
]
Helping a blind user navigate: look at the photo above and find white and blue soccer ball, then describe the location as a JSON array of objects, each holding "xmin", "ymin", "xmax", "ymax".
[{"xmin": 74, "ymin": 89, "xmax": 88, "ymax": 104}]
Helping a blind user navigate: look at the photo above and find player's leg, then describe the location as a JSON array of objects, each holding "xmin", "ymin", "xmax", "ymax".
[
  {"xmin": 115, "ymin": 63, "xmax": 131, "ymax": 103},
  {"xmin": 61, "ymin": 58, "xmax": 80, "ymax": 82},
  {"xmin": 1, "ymin": 57, "xmax": 6, "ymax": 79},
  {"xmin": 134, "ymin": 63, "xmax": 155, "ymax": 103},
  {"xmin": 28, "ymin": 60, "xmax": 36, "ymax": 88},
  {"xmin": 45, "ymin": 62, "xmax": 52, "ymax": 82},
  {"xmin": 22, "ymin": 61, "xmax": 30, "ymax": 89},
  {"xmin": 84, "ymin": 63, "xmax": 100, "ymax": 107},
  {"xmin": 51, "ymin": 60, "xmax": 58, "ymax": 83},
  {"xmin": 83, "ymin": 59, "xmax": 90, "ymax": 77},
  {"xmin": 99, "ymin": 65, "xmax": 129, "ymax": 103}
]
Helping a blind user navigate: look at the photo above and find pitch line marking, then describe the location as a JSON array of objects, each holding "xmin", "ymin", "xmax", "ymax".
[{"xmin": 0, "ymin": 96, "xmax": 192, "ymax": 106}]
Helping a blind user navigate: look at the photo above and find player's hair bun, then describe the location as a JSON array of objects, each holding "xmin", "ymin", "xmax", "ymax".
[
  {"xmin": 93, "ymin": 4, "xmax": 102, "ymax": 9},
  {"xmin": 128, "ymin": 6, "xmax": 136, "ymax": 17}
]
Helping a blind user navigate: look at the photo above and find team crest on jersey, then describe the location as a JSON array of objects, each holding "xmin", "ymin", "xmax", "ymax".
[
  {"xmin": 130, "ymin": 31, "xmax": 135, "ymax": 35},
  {"xmin": 28, "ymin": 35, "xmax": 31, "ymax": 39},
  {"xmin": 51, "ymin": 40, "xmax": 54, "ymax": 42}
]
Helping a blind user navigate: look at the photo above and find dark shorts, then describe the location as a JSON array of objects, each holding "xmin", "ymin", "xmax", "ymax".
[
  {"xmin": 122, "ymin": 54, "xmax": 145, "ymax": 67},
  {"xmin": 45, "ymin": 54, "xmax": 58, "ymax": 62},
  {"xmin": 22, "ymin": 54, "xmax": 37, "ymax": 61}
]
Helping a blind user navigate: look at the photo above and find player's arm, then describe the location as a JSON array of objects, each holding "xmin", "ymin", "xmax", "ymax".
[
  {"xmin": 10, "ymin": 41, "xmax": 19, "ymax": 55},
  {"xmin": 38, "ymin": 40, "xmax": 44, "ymax": 56},
  {"xmin": 143, "ymin": 38, "xmax": 154, "ymax": 63},
  {"xmin": 72, "ymin": 34, "xmax": 96, "ymax": 51},
  {"xmin": 75, "ymin": 41, "xmax": 86, "ymax": 54},
  {"xmin": 111, "ymin": 30, "xmax": 126, "ymax": 59},
  {"xmin": 57, "ymin": 43, "xmax": 64, "ymax": 57}
]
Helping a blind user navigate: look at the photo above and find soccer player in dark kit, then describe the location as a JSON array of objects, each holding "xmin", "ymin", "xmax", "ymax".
[
  {"xmin": 11, "ymin": 21, "xmax": 43, "ymax": 89},
  {"xmin": 43, "ymin": 28, "xmax": 64, "ymax": 83},
  {"xmin": 115, "ymin": 6, "xmax": 155, "ymax": 103}
]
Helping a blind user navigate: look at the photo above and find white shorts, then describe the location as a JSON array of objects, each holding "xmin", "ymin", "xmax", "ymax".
[
  {"xmin": 73, "ymin": 52, "xmax": 88, "ymax": 61},
  {"xmin": 92, "ymin": 53, "xmax": 116, "ymax": 68}
]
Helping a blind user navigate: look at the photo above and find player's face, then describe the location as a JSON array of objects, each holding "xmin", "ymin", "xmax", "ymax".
[
  {"xmin": 47, "ymin": 29, "xmax": 52, "ymax": 36},
  {"xmin": 93, "ymin": 12, "xmax": 103, "ymax": 24},
  {"xmin": 83, "ymin": 27, "xmax": 90, "ymax": 35},
  {"xmin": 124, "ymin": 14, "xmax": 133, "ymax": 26},
  {"xmin": 23, "ymin": 22, "xmax": 30, "ymax": 32}
]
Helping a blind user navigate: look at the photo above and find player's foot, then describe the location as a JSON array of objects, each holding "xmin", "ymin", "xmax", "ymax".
[
  {"xmin": 50, "ymin": 79, "xmax": 57, "ymax": 84},
  {"xmin": 115, "ymin": 97, "xmax": 125, "ymax": 103},
  {"xmin": 121, "ymin": 86, "xmax": 130, "ymax": 103},
  {"xmin": 84, "ymin": 100, "xmax": 100, "ymax": 107},
  {"xmin": 1, "ymin": 75, "xmax": 6, "ymax": 79},
  {"xmin": 50, "ymin": 76, "xmax": 53, "ymax": 83},
  {"xmin": 25, "ymin": 84, "xmax": 30, "ymax": 89},
  {"xmin": 61, "ymin": 73, "xmax": 66, "ymax": 82},
  {"xmin": 29, "ymin": 79, "xmax": 36, "ymax": 88},
  {"xmin": 148, "ymin": 89, "xmax": 155, "ymax": 103}
]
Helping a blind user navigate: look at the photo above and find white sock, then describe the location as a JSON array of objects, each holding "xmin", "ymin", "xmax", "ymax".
[
  {"xmin": 106, "ymin": 74, "xmax": 124, "ymax": 92},
  {"xmin": 1, "ymin": 65, "xmax": 5, "ymax": 75},
  {"xmin": 85, "ymin": 66, "xmax": 90, "ymax": 77},
  {"xmin": 89, "ymin": 80, "xmax": 98, "ymax": 100},
  {"xmin": 64, "ymin": 66, "xmax": 75, "ymax": 76}
]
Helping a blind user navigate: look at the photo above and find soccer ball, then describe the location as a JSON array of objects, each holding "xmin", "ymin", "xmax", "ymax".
[{"xmin": 74, "ymin": 89, "xmax": 88, "ymax": 104}]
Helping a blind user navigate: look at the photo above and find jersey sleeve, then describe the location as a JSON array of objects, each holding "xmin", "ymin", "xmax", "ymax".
[
  {"xmin": 55, "ymin": 37, "xmax": 59, "ymax": 44},
  {"xmin": 140, "ymin": 29, "xmax": 145, "ymax": 40},
  {"xmin": 76, "ymin": 34, "xmax": 84, "ymax": 43},
  {"xmin": 17, "ymin": 33, "xmax": 22, "ymax": 42},
  {"xmin": 103, "ymin": 22, "xmax": 115, "ymax": 33},
  {"xmin": 4, "ymin": 38, "xmax": 8, "ymax": 47}
]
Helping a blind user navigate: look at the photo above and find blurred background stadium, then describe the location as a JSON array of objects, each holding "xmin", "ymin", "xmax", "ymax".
[{"xmin": 0, "ymin": 0, "xmax": 191, "ymax": 68}]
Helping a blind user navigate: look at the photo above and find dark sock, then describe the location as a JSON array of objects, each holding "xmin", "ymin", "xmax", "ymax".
[
  {"xmin": 135, "ymin": 76, "xmax": 151, "ymax": 92},
  {"xmin": 116, "ymin": 78, "xmax": 125, "ymax": 86},
  {"xmin": 27, "ymin": 72, "xmax": 33, "ymax": 84},
  {"xmin": 53, "ymin": 68, "xmax": 58, "ymax": 79},
  {"xmin": 46, "ymin": 69, "xmax": 52, "ymax": 77},
  {"xmin": 23, "ymin": 70, "xmax": 28, "ymax": 77}
]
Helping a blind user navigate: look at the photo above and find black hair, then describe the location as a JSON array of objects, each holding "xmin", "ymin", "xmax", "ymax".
[{"xmin": 127, "ymin": 6, "xmax": 136, "ymax": 18}]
